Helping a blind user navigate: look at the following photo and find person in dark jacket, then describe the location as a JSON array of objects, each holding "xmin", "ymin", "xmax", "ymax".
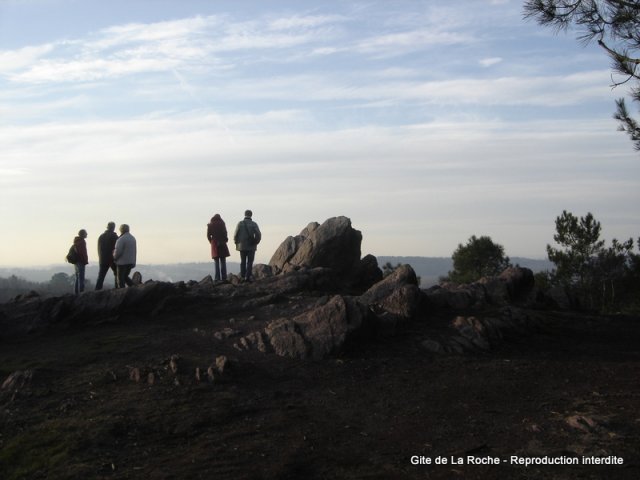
[
  {"xmin": 233, "ymin": 210, "xmax": 261, "ymax": 282},
  {"xmin": 73, "ymin": 229, "xmax": 89, "ymax": 294},
  {"xmin": 95, "ymin": 222, "xmax": 118, "ymax": 290},
  {"xmin": 207, "ymin": 214, "xmax": 231, "ymax": 281}
]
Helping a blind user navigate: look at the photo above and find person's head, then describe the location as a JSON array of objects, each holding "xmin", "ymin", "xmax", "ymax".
[
  {"xmin": 78, "ymin": 229, "xmax": 87, "ymax": 238},
  {"xmin": 107, "ymin": 222, "xmax": 116, "ymax": 231},
  {"xmin": 244, "ymin": 209, "xmax": 252, "ymax": 218},
  {"xmin": 119, "ymin": 224, "xmax": 130, "ymax": 234},
  {"xmin": 212, "ymin": 214, "xmax": 222, "ymax": 221}
]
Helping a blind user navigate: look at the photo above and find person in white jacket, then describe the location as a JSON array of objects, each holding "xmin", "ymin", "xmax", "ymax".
[{"xmin": 113, "ymin": 224, "xmax": 137, "ymax": 288}]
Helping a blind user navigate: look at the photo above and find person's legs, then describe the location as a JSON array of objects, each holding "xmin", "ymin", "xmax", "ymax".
[
  {"xmin": 123, "ymin": 265, "xmax": 134, "ymax": 287},
  {"xmin": 116, "ymin": 264, "xmax": 133, "ymax": 288},
  {"xmin": 116, "ymin": 265, "xmax": 125, "ymax": 289},
  {"xmin": 75, "ymin": 263, "xmax": 85, "ymax": 294},
  {"xmin": 214, "ymin": 257, "xmax": 221, "ymax": 281},
  {"xmin": 246, "ymin": 251, "xmax": 255, "ymax": 280},
  {"xmin": 240, "ymin": 251, "xmax": 248, "ymax": 279},
  {"xmin": 220, "ymin": 257, "xmax": 227, "ymax": 281},
  {"xmin": 110, "ymin": 264, "xmax": 118, "ymax": 288},
  {"xmin": 95, "ymin": 263, "xmax": 109, "ymax": 290}
]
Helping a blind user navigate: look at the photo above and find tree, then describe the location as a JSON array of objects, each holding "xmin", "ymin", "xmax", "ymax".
[
  {"xmin": 48, "ymin": 272, "xmax": 74, "ymax": 295},
  {"xmin": 546, "ymin": 210, "xmax": 637, "ymax": 310},
  {"xmin": 524, "ymin": 0, "xmax": 640, "ymax": 150},
  {"xmin": 546, "ymin": 210, "xmax": 605, "ymax": 291},
  {"xmin": 447, "ymin": 235, "xmax": 511, "ymax": 284},
  {"xmin": 594, "ymin": 237, "xmax": 634, "ymax": 308}
]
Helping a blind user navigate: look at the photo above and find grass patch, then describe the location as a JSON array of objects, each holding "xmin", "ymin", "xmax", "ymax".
[{"xmin": 0, "ymin": 420, "xmax": 77, "ymax": 480}]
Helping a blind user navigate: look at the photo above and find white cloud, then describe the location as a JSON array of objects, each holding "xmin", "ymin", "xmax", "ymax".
[
  {"xmin": 479, "ymin": 57, "xmax": 503, "ymax": 67},
  {"xmin": 0, "ymin": 44, "xmax": 55, "ymax": 73},
  {"xmin": 355, "ymin": 29, "xmax": 473, "ymax": 56},
  {"xmin": 268, "ymin": 14, "xmax": 346, "ymax": 31}
]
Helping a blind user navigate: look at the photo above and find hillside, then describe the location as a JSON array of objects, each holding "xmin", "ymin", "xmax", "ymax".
[
  {"xmin": 1, "ymin": 217, "xmax": 636, "ymax": 479},
  {"xmin": 1, "ymin": 267, "xmax": 638, "ymax": 479}
]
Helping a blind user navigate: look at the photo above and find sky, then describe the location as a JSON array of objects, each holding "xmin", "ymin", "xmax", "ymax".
[{"xmin": 1, "ymin": 0, "xmax": 639, "ymax": 268}]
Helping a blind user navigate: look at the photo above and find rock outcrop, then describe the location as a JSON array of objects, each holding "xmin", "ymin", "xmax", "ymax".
[
  {"xmin": 269, "ymin": 216, "xmax": 381, "ymax": 289},
  {"xmin": 0, "ymin": 281, "xmax": 181, "ymax": 338},
  {"xmin": 423, "ymin": 266, "xmax": 536, "ymax": 310},
  {"xmin": 235, "ymin": 295, "xmax": 371, "ymax": 360}
]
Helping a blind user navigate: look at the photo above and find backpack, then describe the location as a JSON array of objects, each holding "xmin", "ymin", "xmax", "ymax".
[
  {"xmin": 65, "ymin": 245, "xmax": 78, "ymax": 264},
  {"xmin": 243, "ymin": 222, "xmax": 261, "ymax": 246}
]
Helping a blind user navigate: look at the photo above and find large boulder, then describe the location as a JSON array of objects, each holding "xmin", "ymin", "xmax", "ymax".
[
  {"xmin": 423, "ymin": 266, "xmax": 537, "ymax": 310},
  {"xmin": 359, "ymin": 264, "xmax": 421, "ymax": 319},
  {"xmin": 235, "ymin": 295, "xmax": 371, "ymax": 360},
  {"xmin": 269, "ymin": 217, "xmax": 363, "ymax": 277}
]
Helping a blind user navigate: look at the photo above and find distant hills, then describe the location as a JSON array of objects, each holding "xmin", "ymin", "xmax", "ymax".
[{"xmin": 0, "ymin": 256, "xmax": 553, "ymax": 288}]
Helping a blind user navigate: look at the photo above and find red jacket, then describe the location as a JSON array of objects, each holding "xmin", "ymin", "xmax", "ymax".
[
  {"xmin": 207, "ymin": 215, "xmax": 230, "ymax": 259},
  {"xmin": 73, "ymin": 236, "xmax": 89, "ymax": 265}
]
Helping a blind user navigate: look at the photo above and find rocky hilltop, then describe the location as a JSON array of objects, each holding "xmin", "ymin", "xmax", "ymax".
[{"xmin": 1, "ymin": 216, "xmax": 639, "ymax": 480}]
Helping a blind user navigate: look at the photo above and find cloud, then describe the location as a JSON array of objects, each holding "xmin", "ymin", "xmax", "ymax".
[
  {"xmin": 268, "ymin": 14, "xmax": 346, "ymax": 31},
  {"xmin": 0, "ymin": 44, "xmax": 55, "ymax": 74},
  {"xmin": 355, "ymin": 29, "xmax": 474, "ymax": 56},
  {"xmin": 479, "ymin": 57, "xmax": 503, "ymax": 67},
  {"xmin": 3, "ymin": 13, "xmax": 341, "ymax": 85}
]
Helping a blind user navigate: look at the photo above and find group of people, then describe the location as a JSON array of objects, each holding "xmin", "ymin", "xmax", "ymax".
[
  {"xmin": 207, "ymin": 210, "xmax": 261, "ymax": 282},
  {"xmin": 70, "ymin": 223, "xmax": 137, "ymax": 294},
  {"xmin": 70, "ymin": 210, "xmax": 260, "ymax": 294}
]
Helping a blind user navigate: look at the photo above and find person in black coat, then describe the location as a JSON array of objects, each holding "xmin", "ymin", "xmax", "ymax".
[{"xmin": 95, "ymin": 222, "xmax": 118, "ymax": 290}]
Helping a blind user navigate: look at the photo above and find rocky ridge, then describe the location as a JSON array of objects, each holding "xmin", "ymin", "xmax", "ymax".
[{"xmin": 1, "ymin": 216, "xmax": 545, "ymax": 360}]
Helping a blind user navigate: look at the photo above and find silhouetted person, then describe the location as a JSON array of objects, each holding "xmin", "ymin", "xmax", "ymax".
[
  {"xmin": 233, "ymin": 210, "xmax": 261, "ymax": 282},
  {"xmin": 207, "ymin": 214, "xmax": 231, "ymax": 281},
  {"xmin": 95, "ymin": 222, "xmax": 118, "ymax": 290},
  {"xmin": 113, "ymin": 224, "xmax": 137, "ymax": 288},
  {"xmin": 73, "ymin": 229, "xmax": 89, "ymax": 294}
]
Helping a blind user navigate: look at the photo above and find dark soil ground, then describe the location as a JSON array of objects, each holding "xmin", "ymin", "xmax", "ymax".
[{"xmin": 1, "ymin": 292, "xmax": 639, "ymax": 480}]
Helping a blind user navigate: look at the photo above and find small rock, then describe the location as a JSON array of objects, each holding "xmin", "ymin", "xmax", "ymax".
[
  {"xmin": 421, "ymin": 339, "xmax": 444, "ymax": 354},
  {"xmin": 1, "ymin": 370, "xmax": 34, "ymax": 392},
  {"xmin": 169, "ymin": 355, "xmax": 179, "ymax": 374},
  {"xmin": 215, "ymin": 355, "xmax": 229, "ymax": 375},
  {"xmin": 129, "ymin": 367, "xmax": 141, "ymax": 383}
]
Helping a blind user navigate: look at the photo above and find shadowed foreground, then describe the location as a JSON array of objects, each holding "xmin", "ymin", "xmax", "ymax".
[{"xmin": 1, "ymin": 284, "xmax": 639, "ymax": 479}]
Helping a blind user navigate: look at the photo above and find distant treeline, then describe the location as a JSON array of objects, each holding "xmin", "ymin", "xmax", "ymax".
[{"xmin": 0, "ymin": 273, "xmax": 82, "ymax": 303}]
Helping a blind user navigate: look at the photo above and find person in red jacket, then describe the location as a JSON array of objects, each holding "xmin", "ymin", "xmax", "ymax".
[
  {"xmin": 73, "ymin": 229, "xmax": 89, "ymax": 294},
  {"xmin": 207, "ymin": 214, "xmax": 230, "ymax": 281}
]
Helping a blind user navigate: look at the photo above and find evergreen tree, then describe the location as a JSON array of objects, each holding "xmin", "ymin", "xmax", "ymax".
[
  {"xmin": 525, "ymin": 0, "xmax": 640, "ymax": 150},
  {"xmin": 546, "ymin": 210, "xmax": 604, "ymax": 291}
]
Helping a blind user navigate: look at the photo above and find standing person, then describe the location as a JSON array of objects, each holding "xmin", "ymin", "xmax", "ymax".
[
  {"xmin": 73, "ymin": 229, "xmax": 89, "ymax": 294},
  {"xmin": 233, "ymin": 209, "xmax": 261, "ymax": 282},
  {"xmin": 95, "ymin": 222, "xmax": 118, "ymax": 290},
  {"xmin": 113, "ymin": 224, "xmax": 137, "ymax": 288},
  {"xmin": 207, "ymin": 214, "xmax": 231, "ymax": 282}
]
